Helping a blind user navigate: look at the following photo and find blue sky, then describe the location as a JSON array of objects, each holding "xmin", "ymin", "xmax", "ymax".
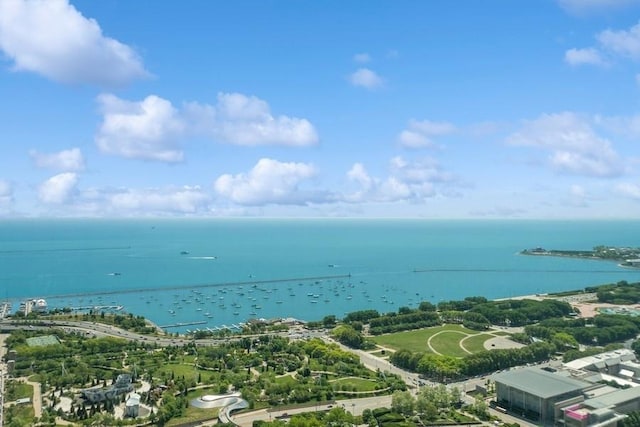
[{"xmin": 2, "ymin": 0, "xmax": 640, "ymax": 218}]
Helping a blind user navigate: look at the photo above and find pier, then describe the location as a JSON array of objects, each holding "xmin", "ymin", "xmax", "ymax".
[
  {"xmin": 33, "ymin": 274, "xmax": 353, "ymax": 301},
  {"xmin": 160, "ymin": 320, "xmax": 207, "ymax": 329},
  {"xmin": 69, "ymin": 305, "xmax": 124, "ymax": 312}
]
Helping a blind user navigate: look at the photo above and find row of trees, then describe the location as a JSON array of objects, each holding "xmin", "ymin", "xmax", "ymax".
[
  {"xmin": 340, "ymin": 296, "xmax": 573, "ymax": 337},
  {"xmin": 525, "ymin": 314, "xmax": 640, "ymax": 346},
  {"xmin": 591, "ymin": 280, "xmax": 640, "ymax": 305},
  {"xmin": 391, "ymin": 341, "xmax": 555, "ymax": 381}
]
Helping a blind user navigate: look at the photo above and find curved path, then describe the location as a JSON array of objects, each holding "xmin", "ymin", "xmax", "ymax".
[
  {"xmin": 426, "ymin": 330, "xmax": 469, "ymax": 355},
  {"xmin": 427, "ymin": 329, "xmax": 520, "ymax": 356}
]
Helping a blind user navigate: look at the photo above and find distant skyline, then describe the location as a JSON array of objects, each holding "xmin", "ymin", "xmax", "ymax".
[{"xmin": 2, "ymin": 0, "xmax": 640, "ymax": 218}]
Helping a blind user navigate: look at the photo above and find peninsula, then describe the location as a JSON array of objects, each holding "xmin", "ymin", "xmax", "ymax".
[{"xmin": 521, "ymin": 245, "xmax": 640, "ymax": 268}]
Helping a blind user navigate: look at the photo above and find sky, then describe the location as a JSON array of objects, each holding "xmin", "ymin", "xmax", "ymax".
[{"xmin": 2, "ymin": 0, "xmax": 640, "ymax": 219}]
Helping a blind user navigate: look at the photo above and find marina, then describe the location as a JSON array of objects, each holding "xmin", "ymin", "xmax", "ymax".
[{"xmin": 3, "ymin": 220, "xmax": 640, "ymax": 332}]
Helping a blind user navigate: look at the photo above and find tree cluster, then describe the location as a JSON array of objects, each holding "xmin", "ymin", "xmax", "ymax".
[{"xmin": 391, "ymin": 341, "xmax": 555, "ymax": 381}]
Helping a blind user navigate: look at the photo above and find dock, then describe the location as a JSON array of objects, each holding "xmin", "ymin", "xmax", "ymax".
[{"xmin": 159, "ymin": 320, "xmax": 207, "ymax": 329}]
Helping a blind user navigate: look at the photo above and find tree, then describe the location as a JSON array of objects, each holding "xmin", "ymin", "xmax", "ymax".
[
  {"xmin": 322, "ymin": 315, "xmax": 337, "ymax": 328},
  {"xmin": 470, "ymin": 396, "xmax": 489, "ymax": 420},
  {"xmin": 331, "ymin": 325, "xmax": 364, "ymax": 349},
  {"xmin": 391, "ymin": 390, "xmax": 415, "ymax": 416},
  {"xmin": 552, "ymin": 332, "xmax": 579, "ymax": 350}
]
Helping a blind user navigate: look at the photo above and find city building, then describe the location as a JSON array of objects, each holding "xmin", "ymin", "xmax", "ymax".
[{"xmin": 494, "ymin": 350, "xmax": 640, "ymax": 427}]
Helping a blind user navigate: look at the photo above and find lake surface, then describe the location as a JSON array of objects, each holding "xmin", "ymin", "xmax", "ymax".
[{"xmin": 2, "ymin": 219, "xmax": 639, "ymax": 331}]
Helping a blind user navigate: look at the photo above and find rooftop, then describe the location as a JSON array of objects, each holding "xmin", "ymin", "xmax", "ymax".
[
  {"xmin": 563, "ymin": 349, "xmax": 635, "ymax": 371},
  {"xmin": 584, "ymin": 386, "xmax": 640, "ymax": 409},
  {"xmin": 494, "ymin": 367, "xmax": 589, "ymax": 399}
]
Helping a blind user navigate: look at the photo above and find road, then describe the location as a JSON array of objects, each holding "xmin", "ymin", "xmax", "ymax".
[
  {"xmin": 323, "ymin": 336, "xmax": 426, "ymax": 392},
  {"xmin": 20, "ymin": 377, "xmax": 42, "ymax": 419},
  {"xmin": 0, "ymin": 319, "xmax": 327, "ymax": 349},
  {"xmin": 228, "ymin": 395, "xmax": 394, "ymax": 427}
]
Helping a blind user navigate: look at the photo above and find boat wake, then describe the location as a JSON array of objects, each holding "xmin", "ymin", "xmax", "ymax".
[{"xmin": 188, "ymin": 256, "xmax": 218, "ymax": 260}]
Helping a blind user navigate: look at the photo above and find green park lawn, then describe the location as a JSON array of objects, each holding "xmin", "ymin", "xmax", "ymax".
[
  {"xmin": 460, "ymin": 333, "xmax": 494, "ymax": 353},
  {"xmin": 274, "ymin": 374, "xmax": 298, "ymax": 386},
  {"xmin": 5, "ymin": 381, "xmax": 33, "ymax": 401},
  {"xmin": 429, "ymin": 331, "xmax": 472, "ymax": 357},
  {"xmin": 371, "ymin": 324, "xmax": 477, "ymax": 353},
  {"xmin": 166, "ymin": 407, "xmax": 219, "ymax": 427},
  {"xmin": 154, "ymin": 362, "xmax": 199, "ymax": 378},
  {"xmin": 330, "ymin": 377, "xmax": 379, "ymax": 392},
  {"xmin": 371, "ymin": 324, "xmax": 505, "ymax": 357}
]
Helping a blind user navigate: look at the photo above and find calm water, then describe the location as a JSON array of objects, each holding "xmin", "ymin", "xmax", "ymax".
[{"xmin": 1, "ymin": 219, "xmax": 639, "ymax": 332}]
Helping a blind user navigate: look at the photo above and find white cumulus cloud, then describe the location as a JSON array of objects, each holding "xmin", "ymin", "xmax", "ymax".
[
  {"xmin": 95, "ymin": 92, "xmax": 318, "ymax": 161},
  {"xmin": 105, "ymin": 186, "xmax": 210, "ymax": 214},
  {"xmin": 349, "ymin": 68, "xmax": 383, "ymax": 89},
  {"xmin": 566, "ymin": 20, "xmax": 640, "ymax": 67},
  {"xmin": 597, "ymin": 21, "xmax": 640, "ymax": 60},
  {"xmin": 0, "ymin": 0, "xmax": 148, "ymax": 86},
  {"xmin": 564, "ymin": 48, "xmax": 607, "ymax": 66},
  {"xmin": 507, "ymin": 112, "xmax": 623, "ymax": 177},
  {"xmin": 29, "ymin": 147, "xmax": 85, "ymax": 171},
  {"xmin": 38, "ymin": 172, "xmax": 78, "ymax": 204},
  {"xmin": 214, "ymin": 158, "xmax": 323, "ymax": 206},
  {"xmin": 95, "ymin": 94, "xmax": 186, "ymax": 163},
  {"xmin": 343, "ymin": 156, "xmax": 454, "ymax": 203},
  {"xmin": 398, "ymin": 119, "xmax": 456, "ymax": 148},
  {"xmin": 188, "ymin": 92, "xmax": 318, "ymax": 146}
]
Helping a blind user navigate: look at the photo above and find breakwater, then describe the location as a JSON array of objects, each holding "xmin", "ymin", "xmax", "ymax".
[
  {"xmin": 34, "ymin": 274, "xmax": 353, "ymax": 301},
  {"xmin": 412, "ymin": 268, "xmax": 635, "ymax": 274},
  {"xmin": 0, "ymin": 246, "xmax": 131, "ymax": 254}
]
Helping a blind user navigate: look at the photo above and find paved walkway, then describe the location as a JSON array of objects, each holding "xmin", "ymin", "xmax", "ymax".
[
  {"xmin": 425, "ymin": 329, "xmax": 523, "ymax": 356},
  {"xmin": 13, "ymin": 377, "xmax": 43, "ymax": 419}
]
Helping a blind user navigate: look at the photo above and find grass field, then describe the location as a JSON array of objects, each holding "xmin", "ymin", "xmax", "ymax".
[
  {"xmin": 274, "ymin": 374, "xmax": 298, "ymax": 386},
  {"xmin": 371, "ymin": 324, "xmax": 505, "ymax": 357},
  {"xmin": 5, "ymin": 381, "xmax": 33, "ymax": 401},
  {"xmin": 460, "ymin": 333, "xmax": 493, "ymax": 353},
  {"xmin": 166, "ymin": 407, "xmax": 219, "ymax": 426},
  {"xmin": 371, "ymin": 324, "xmax": 476, "ymax": 353},
  {"xmin": 430, "ymin": 331, "xmax": 471, "ymax": 357},
  {"xmin": 330, "ymin": 377, "xmax": 378, "ymax": 392}
]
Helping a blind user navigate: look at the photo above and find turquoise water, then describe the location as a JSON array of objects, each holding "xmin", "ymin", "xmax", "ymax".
[{"xmin": 1, "ymin": 219, "xmax": 640, "ymax": 332}]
